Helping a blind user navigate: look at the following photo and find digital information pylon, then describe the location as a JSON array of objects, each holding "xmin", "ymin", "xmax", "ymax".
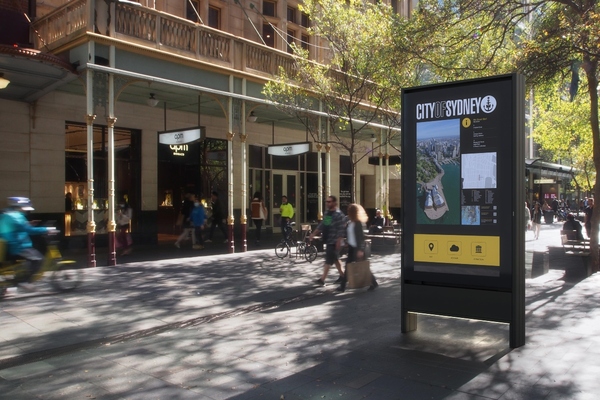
[{"xmin": 401, "ymin": 74, "xmax": 525, "ymax": 348}]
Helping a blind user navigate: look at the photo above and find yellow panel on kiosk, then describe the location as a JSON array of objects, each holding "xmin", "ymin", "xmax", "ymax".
[{"xmin": 414, "ymin": 234, "xmax": 500, "ymax": 267}]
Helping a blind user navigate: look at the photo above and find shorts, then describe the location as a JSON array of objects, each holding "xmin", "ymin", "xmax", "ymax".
[{"xmin": 324, "ymin": 244, "xmax": 340, "ymax": 265}]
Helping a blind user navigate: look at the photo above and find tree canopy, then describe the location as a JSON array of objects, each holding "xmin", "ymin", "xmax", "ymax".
[{"xmin": 263, "ymin": 0, "xmax": 414, "ymax": 203}]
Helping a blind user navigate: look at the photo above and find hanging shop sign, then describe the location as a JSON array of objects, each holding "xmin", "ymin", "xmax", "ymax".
[
  {"xmin": 157, "ymin": 127, "xmax": 204, "ymax": 163},
  {"xmin": 158, "ymin": 126, "xmax": 205, "ymax": 145},
  {"xmin": 534, "ymin": 178, "xmax": 556, "ymax": 184},
  {"xmin": 268, "ymin": 142, "xmax": 311, "ymax": 156}
]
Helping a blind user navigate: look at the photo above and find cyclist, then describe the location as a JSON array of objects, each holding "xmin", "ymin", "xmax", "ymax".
[
  {"xmin": 0, "ymin": 197, "xmax": 54, "ymax": 291},
  {"xmin": 280, "ymin": 195, "xmax": 294, "ymax": 240}
]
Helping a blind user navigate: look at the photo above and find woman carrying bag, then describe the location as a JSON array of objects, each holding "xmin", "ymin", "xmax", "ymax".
[
  {"xmin": 250, "ymin": 192, "xmax": 268, "ymax": 246},
  {"xmin": 338, "ymin": 203, "xmax": 378, "ymax": 292}
]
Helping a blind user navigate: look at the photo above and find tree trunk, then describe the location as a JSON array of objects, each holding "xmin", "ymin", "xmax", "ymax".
[
  {"xmin": 351, "ymin": 160, "xmax": 357, "ymax": 204},
  {"xmin": 585, "ymin": 59, "xmax": 599, "ymax": 274}
]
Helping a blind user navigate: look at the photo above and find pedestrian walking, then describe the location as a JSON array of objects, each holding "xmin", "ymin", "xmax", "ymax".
[
  {"xmin": 584, "ymin": 197, "xmax": 594, "ymax": 238},
  {"xmin": 174, "ymin": 192, "xmax": 195, "ymax": 248},
  {"xmin": 525, "ymin": 201, "xmax": 531, "ymax": 232},
  {"xmin": 206, "ymin": 191, "xmax": 228, "ymax": 243},
  {"xmin": 531, "ymin": 201, "xmax": 542, "ymax": 240},
  {"xmin": 309, "ymin": 195, "xmax": 346, "ymax": 286},
  {"xmin": 250, "ymin": 192, "xmax": 268, "ymax": 246},
  {"xmin": 338, "ymin": 203, "xmax": 378, "ymax": 292},
  {"xmin": 191, "ymin": 195, "xmax": 206, "ymax": 250},
  {"xmin": 116, "ymin": 199, "xmax": 133, "ymax": 255}
]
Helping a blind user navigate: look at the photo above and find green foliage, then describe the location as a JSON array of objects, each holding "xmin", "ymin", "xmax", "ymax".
[
  {"xmin": 416, "ymin": 148, "xmax": 439, "ymax": 184},
  {"xmin": 533, "ymin": 79, "xmax": 594, "ymax": 191},
  {"xmin": 264, "ymin": 0, "xmax": 412, "ymax": 202}
]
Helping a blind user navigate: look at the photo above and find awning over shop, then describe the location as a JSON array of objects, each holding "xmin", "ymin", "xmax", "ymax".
[
  {"xmin": 0, "ymin": 44, "xmax": 78, "ymax": 103},
  {"xmin": 525, "ymin": 158, "xmax": 575, "ymax": 180}
]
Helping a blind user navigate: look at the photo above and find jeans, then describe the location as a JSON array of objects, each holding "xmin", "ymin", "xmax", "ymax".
[{"xmin": 253, "ymin": 219, "xmax": 263, "ymax": 242}]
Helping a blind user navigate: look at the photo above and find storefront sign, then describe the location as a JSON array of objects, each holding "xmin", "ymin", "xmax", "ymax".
[
  {"xmin": 268, "ymin": 142, "xmax": 311, "ymax": 156},
  {"xmin": 158, "ymin": 127, "xmax": 205, "ymax": 145},
  {"xmin": 534, "ymin": 178, "xmax": 555, "ymax": 184}
]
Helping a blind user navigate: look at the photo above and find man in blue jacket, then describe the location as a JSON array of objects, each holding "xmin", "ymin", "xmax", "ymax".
[{"xmin": 0, "ymin": 197, "xmax": 53, "ymax": 291}]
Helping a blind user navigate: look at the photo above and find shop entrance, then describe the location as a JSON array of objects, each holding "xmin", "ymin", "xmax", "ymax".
[{"xmin": 272, "ymin": 172, "xmax": 298, "ymax": 233}]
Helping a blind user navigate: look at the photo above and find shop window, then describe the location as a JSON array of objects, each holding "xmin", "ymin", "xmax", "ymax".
[
  {"xmin": 339, "ymin": 174, "xmax": 352, "ymax": 213},
  {"xmin": 287, "ymin": 6, "xmax": 296, "ymax": 23},
  {"xmin": 272, "ymin": 155, "xmax": 299, "ymax": 170},
  {"xmin": 263, "ymin": 23, "xmax": 275, "ymax": 47},
  {"xmin": 249, "ymin": 145, "xmax": 264, "ymax": 168},
  {"xmin": 263, "ymin": 0, "xmax": 276, "ymax": 17},
  {"xmin": 157, "ymin": 138, "xmax": 227, "ymax": 234},
  {"xmin": 186, "ymin": 0, "xmax": 201, "ymax": 23},
  {"xmin": 340, "ymin": 154, "xmax": 352, "ymax": 174},
  {"xmin": 208, "ymin": 5, "xmax": 221, "ymax": 29},
  {"xmin": 65, "ymin": 122, "xmax": 141, "ymax": 236}
]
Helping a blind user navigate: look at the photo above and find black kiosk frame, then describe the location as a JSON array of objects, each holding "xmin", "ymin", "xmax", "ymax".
[{"xmin": 401, "ymin": 74, "xmax": 525, "ymax": 348}]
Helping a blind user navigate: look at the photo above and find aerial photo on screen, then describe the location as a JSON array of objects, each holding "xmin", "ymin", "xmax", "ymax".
[{"xmin": 416, "ymin": 119, "xmax": 461, "ymax": 225}]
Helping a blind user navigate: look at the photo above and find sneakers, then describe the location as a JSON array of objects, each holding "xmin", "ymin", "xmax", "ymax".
[
  {"xmin": 335, "ymin": 286, "xmax": 345, "ymax": 293},
  {"xmin": 368, "ymin": 281, "xmax": 379, "ymax": 291},
  {"xmin": 334, "ymin": 276, "xmax": 344, "ymax": 284},
  {"xmin": 205, "ymin": 239, "xmax": 212, "ymax": 243},
  {"xmin": 314, "ymin": 278, "xmax": 325, "ymax": 286},
  {"xmin": 193, "ymin": 245, "xmax": 204, "ymax": 250},
  {"xmin": 174, "ymin": 242, "xmax": 180, "ymax": 248}
]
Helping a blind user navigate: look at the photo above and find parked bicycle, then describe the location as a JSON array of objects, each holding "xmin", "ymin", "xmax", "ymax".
[
  {"xmin": 275, "ymin": 223, "xmax": 318, "ymax": 262},
  {"xmin": 0, "ymin": 231, "xmax": 83, "ymax": 298}
]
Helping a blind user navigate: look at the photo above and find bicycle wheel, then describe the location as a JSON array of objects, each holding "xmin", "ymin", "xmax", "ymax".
[
  {"xmin": 304, "ymin": 244, "xmax": 318, "ymax": 263},
  {"xmin": 275, "ymin": 242, "xmax": 290, "ymax": 259},
  {"xmin": 50, "ymin": 261, "xmax": 83, "ymax": 292}
]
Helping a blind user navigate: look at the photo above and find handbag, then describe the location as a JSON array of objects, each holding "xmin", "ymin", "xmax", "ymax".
[{"xmin": 346, "ymin": 260, "xmax": 372, "ymax": 289}]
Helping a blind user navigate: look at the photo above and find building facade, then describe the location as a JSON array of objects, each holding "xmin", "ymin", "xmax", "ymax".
[{"xmin": 0, "ymin": 0, "xmax": 402, "ymax": 264}]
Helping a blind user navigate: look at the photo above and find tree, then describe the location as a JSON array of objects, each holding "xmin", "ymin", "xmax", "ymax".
[
  {"xmin": 263, "ymin": 0, "xmax": 415, "ymax": 203},
  {"xmin": 401, "ymin": 0, "xmax": 600, "ymax": 272},
  {"xmin": 533, "ymin": 79, "xmax": 594, "ymax": 195}
]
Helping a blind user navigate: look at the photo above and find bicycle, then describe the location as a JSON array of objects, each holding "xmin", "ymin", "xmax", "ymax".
[
  {"xmin": 275, "ymin": 223, "xmax": 318, "ymax": 262},
  {"xmin": 0, "ymin": 231, "xmax": 83, "ymax": 298}
]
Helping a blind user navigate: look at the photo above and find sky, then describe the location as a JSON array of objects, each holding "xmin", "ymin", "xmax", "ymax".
[{"xmin": 416, "ymin": 119, "xmax": 460, "ymax": 141}]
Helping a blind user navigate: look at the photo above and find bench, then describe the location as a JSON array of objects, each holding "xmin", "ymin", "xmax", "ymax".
[
  {"xmin": 560, "ymin": 230, "xmax": 590, "ymax": 256},
  {"xmin": 560, "ymin": 230, "xmax": 592, "ymax": 277},
  {"xmin": 365, "ymin": 228, "xmax": 401, "ymax": 253}
]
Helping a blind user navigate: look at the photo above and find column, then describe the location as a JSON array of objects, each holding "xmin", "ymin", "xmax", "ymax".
[
  {"xmin": 385, "ymin": 129, "xmax": 391, "ymax": 222},
  {"xmin": 378, "ymin": 129, "xmax": 384, "ymax": 210},
  {"xmin": 226, "ymin": 85, "xmax": 235, "ymax": 253},
  {"xmin": 316, "ymin": 142, "xmax": 323, "ymax": 221},
  {"xmin": 240, "ymin": 101, "xmax": 248, "ymax": 252},
  {"xmin": 86, "ymin": 59, "xmax": 96, "ymax": 268},
  {"xmin": 107, "ymin": 45, "xmax": 117, "ymax": 266}
]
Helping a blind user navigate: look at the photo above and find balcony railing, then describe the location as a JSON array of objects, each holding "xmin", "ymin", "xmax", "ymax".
[
  {"xmin": 32, "ymin": 0, "xmax": 88, "ymax": 50},
  {"xmin": 32, "ymin": 0, "xmax": 296, "ymax": 79}
]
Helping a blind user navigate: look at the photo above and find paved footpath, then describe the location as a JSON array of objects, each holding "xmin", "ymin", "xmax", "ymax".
[{"xmin": 1, "ymin": 224, "xmax": 599, "ymax": 399}]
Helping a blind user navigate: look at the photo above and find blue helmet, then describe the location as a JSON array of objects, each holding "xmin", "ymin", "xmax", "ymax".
[{"xmin": 7, "ymin": 197, "xmax": 34, "ymax": 211}]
